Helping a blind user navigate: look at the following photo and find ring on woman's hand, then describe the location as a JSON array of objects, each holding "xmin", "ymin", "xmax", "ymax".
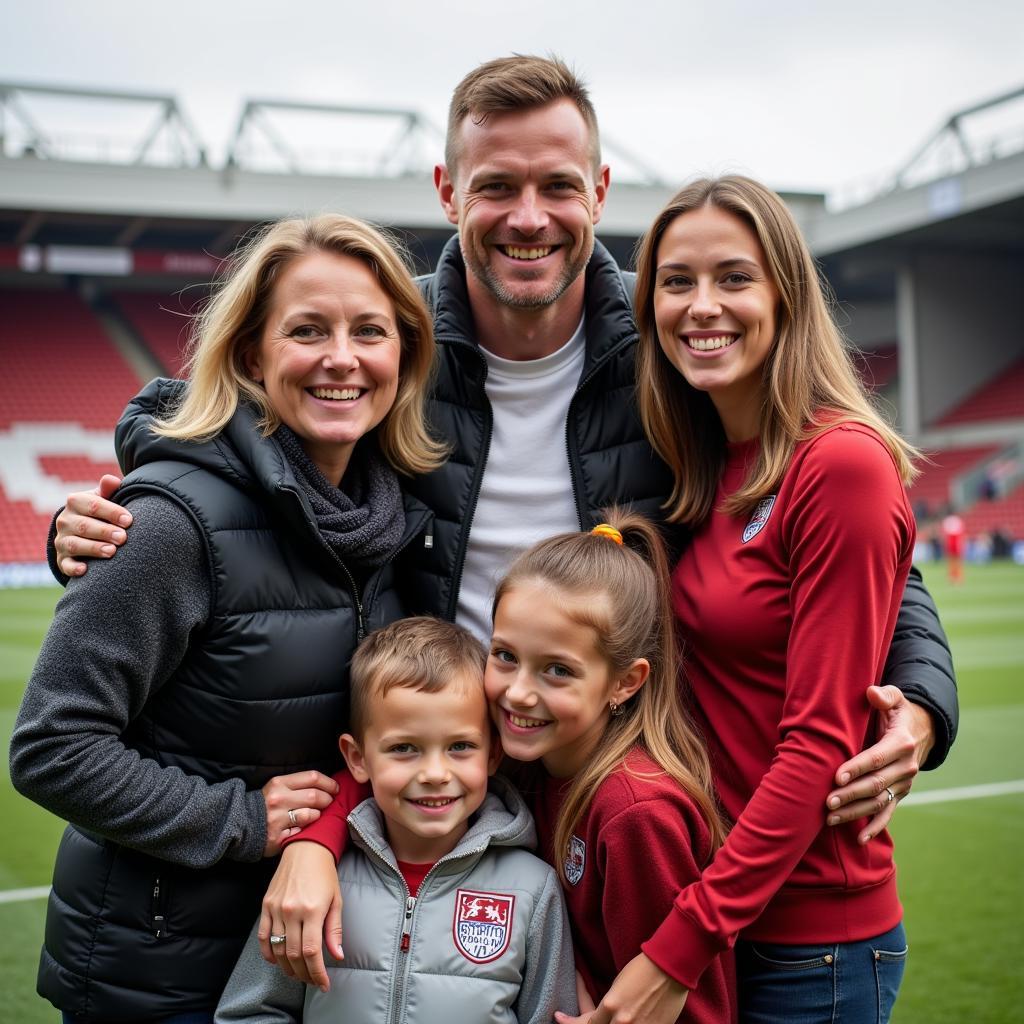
[
  {"xmin": 287, "ymin": 808, "xmax": 298, "ymax": 827},
  {"xmin": 269, "ymin": 934, "xmax": 287, "ymax": 946},
  {"xmin": 885, "ymin": 786, "xmax": 896, "ymax": 804}
]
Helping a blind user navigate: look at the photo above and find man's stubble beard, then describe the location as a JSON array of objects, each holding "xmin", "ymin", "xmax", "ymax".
[{"xmin": 460, "ymin": 238, "xmax": 595, "ymax": 311}]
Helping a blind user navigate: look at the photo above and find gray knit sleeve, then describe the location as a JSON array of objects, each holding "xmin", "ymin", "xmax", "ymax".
[
  {"xmin": 517, "ymin": 865, "xmax": 578, "ymax": 1024},
  {"xmin": 215, "ymin": 919, "xmax": 306, "ymax": 1024},
  {"xmin": 10, "ymin": 493, "xmax": 268, "ymax": 867}
]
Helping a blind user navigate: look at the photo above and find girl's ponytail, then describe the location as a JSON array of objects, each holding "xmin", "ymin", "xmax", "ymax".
[{"xmin": 494, "ymin": 508, "xmax": 726, "ymax": 883}]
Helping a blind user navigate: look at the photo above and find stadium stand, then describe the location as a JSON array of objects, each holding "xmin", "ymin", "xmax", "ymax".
[
  {"xmin": 110, "ymin": 291, "xmax": 194, "ymax": 378},
  {"xmin": 961, "ymin": 484, "xmax": 1024, "ymax": 539},
  {"xmin": 908, "ymin": 445, "xmax": 1001, "ymax": 517},
  {"xmin": 0, "ymin": 288, "xmax": 141, "ymax": 563},
  {"xmin": 2, "ymin": 81, "xmax": 1023, "ymax": 572},
  {"xmin": 1, "ymin": 290, "xmax": 142, "ymax": 429},
  {"xmin": 934, "ymin": 355, "xmax": 1024, "ymax": 426}
]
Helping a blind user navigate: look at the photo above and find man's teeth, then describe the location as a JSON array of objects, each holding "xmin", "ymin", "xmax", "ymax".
[
  {"xmin": 310, "ymin": 387, "xmax": 361, "ymax": 400},
  {"xmin": 503, "ymin": 246, "xmax": 552, "ymax": 260},
  {"xmin": 687, "ymin": 336, "xmax": 737, "ymax": 352},
  {"xmin": 509, "ymin": 712, "xmax": 548, "ymax": 728}
]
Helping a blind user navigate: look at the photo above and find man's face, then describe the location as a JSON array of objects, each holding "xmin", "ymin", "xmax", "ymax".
[{"xmin": 436, "ymin": 99, "xmax": 609, "ymax": 313}]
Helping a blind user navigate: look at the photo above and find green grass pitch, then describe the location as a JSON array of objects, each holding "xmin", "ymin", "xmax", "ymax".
[{"xmin": 2, "ymin": 564, "xmax": 1022, "ymax": 1022}]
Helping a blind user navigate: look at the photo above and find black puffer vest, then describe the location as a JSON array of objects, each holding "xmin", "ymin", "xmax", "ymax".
[
  {"xmin": 42, "ymin": 383, "xmax": 430, "ymax": 1021},
  {"xmin": 401, "ymin": 236, "xmax": 678, "ymax": 620}
]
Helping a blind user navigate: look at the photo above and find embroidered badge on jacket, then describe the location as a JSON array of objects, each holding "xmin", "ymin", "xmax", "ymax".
[
  {"xmin": 564, "ymin": 835, "xmax": 586, "ymax": 886},
  {"xmin": 453, "ymin": 889, "xmax": 515, "ymax": 963},
  {"xmin": 742, "ymin": 495, "xmax": 777, "ymax": 543}
]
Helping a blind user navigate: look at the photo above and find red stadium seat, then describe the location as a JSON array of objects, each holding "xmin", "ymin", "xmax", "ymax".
[
  {"xmin": 935, "ymin": 357, "xmax": 1024, "ymax": 427},
  {"xmin": 111, "ymin": 291, "xmax": 195, "ymax": 378},
  {"xmin": 0, "ymin": 288, "xmax": 143, "ymax": 563}
]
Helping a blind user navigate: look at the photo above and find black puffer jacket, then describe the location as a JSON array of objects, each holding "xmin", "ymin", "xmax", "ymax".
[
  {"xmin": 401, "ymin": 237, "xmax": 676, "ymax": 621},
  {"xmin": 22, "ymin": 381, "xmax": 430, "ymax": 1021},
  {"xmin": 403, "ymin": 236, "xmax": 957, "ymax": 766}
]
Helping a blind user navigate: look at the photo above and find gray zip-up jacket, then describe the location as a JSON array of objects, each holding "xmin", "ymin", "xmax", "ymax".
[{"xmin": 216, "ymin": 776, "xmax": 577, "ymax": 1024}]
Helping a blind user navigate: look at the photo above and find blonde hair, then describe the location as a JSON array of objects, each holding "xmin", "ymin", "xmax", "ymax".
[
  {"xmin": 634, "ymin": 175, "xmax": 918, "ymax": 526},
  {"xmin": 349, "ymin": 617, "xmax": 487, "ymax": 740},
  {"xmin": 493, "ymin": 509, "xmax": 726, "ymax": 882},
  {"xmin": 445, "ymin": 54, "xmax": 601, "ymax": 176},
  {"xmin": 154, "ymin": 214, "xmax": 446, "ymax": 476}
]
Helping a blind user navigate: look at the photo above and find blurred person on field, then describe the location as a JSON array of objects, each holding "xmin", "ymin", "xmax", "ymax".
[{"xmin": 942, "ymin": 512, "xmax": 965, "ymax": 583}]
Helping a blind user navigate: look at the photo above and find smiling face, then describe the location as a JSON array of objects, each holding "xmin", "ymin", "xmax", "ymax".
[
  {"xmin": 436, "ymin": 99, "xmax": 609, "ymax": 321},
  {"xmin": 340, "ymin": 676, "xmax": 498, "ymax": 863},
  {"xmin": 244, "ymin": 250, "xmax": 401, "ymax": 484},
  {"xmin": 485, "ymin": 581, "xmax": 642, "ymax": 779},
  {"xmin": 653, "ymin": 204, "xmax": 780, "ymax": 441}
]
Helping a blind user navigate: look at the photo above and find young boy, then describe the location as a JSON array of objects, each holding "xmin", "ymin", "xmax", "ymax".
[{"xmin": 216, "ymin": 617, "xmax": 577, "ymax": 1024}]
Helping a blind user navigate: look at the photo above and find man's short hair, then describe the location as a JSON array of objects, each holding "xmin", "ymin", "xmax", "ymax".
[
  {"xmin": 348, "ymin": 617, "xmax": 488, "ymax": 739},
  {"xmin": 444, "ymin": 54, "xmax": 601, "ymax": 177}
]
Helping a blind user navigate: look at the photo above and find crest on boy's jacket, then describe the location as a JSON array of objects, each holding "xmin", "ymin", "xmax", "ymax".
[{"xmin": 453, "ymin": 889, "xmax": 515, "ymax": 963}]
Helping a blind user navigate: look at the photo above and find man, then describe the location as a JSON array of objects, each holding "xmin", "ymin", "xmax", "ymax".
[{"xmin": 51, "ymin": 56, "xmax": 956, "ymax": 1023}]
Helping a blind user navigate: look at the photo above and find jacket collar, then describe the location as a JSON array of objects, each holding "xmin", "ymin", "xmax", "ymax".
[
  {"xmin": 426, "ymin": 234, "xmax": 638, "ymax": 374},
  {"xmin": 115, "ymin": 377, "xmax": 431, "ymax": 545}
]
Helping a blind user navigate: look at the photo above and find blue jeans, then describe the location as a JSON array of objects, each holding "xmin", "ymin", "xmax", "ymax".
[{"xmin": 736, "ymin": 921, "xmax": 908, "ymax": 1024}]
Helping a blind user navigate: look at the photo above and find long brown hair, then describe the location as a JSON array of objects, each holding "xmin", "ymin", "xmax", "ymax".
[
  {"xmin": 634, "ymin": 175, "xmax": 917, "ymax": 526},
  {"xmin": 154, "ymin": 214, "xmax": 446, "ymax": 477},
  {"xmin": 493, "ymin": 509, "xmax": 726, "ymax": 881}
]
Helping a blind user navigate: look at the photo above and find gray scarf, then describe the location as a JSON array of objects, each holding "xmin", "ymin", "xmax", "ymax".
[{"xmin": 274, "ymin": 425, "xmax": 405, "ymax": 570}]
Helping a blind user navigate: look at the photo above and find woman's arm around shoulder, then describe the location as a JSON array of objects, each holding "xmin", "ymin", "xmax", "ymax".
[{"xmin": 10, "ymin": 493, "xmax": 266, "ymax": 867}]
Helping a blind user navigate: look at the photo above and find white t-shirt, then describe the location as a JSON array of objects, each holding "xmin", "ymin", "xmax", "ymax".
[{"xmin": 455, "ymin": 320, "xmax": 586, "ymax": 641}]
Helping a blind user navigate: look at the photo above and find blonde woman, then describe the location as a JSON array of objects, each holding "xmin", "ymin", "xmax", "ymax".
[
  {"xmin": 616, "ymin": 176, "xmax": 917, "ymax": 1023},
  {"xmin": 11, "ymin": 215, "xmax": 443, "ymax": 1024}
]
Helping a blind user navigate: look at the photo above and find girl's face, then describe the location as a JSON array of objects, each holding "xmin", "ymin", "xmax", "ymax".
[
  {"xmin": 652, "ymin": 204, "xmax": 779, "ymax": 441},
  {"xmin": 485, "ymin": 580, "xmax": 638, "ymax": 778}
]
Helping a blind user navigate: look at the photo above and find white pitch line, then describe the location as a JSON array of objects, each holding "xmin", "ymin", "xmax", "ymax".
[
  {"xmin": 901, "ymin": 779, "xmax": 1024, "ymax": 806},
  {"xmin": 0, "ymin": 783, "xmax": 1020, "ymax": 905},
  {"xmin": 0, "ymin": 885, "xmax": 50, "ymax": 904}
]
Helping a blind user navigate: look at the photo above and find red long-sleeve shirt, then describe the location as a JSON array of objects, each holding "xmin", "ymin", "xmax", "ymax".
[
  {"xmin": 644, "ymin": 424, "xmax": 914, "ymax": 990},
  {"xmin": 530, "ymin": 751, "xmax": 736, "ymax": 1024}
]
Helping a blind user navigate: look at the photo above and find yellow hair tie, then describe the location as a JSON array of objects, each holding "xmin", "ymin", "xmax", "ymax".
[{"xmin": 591, "ymin": 523, "xmax": 623, "ymax": 545}]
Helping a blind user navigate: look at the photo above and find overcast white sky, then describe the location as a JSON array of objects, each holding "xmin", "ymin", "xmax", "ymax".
[{"xmin": 3, "ymin": 0, "xmax": 1023, "ymax": 201}]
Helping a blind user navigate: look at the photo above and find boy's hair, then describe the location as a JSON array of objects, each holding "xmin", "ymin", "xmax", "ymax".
[
  {"xmin": 349, "ymin": 617, "xmax": 487, "ymax": 739},
  {"xmin": 494, "ymin": 509, "xmax": 727, "ymax": 881},
  {"xmin": 445, "ymin": 54, "xmax": 601, "ymax": 176}
]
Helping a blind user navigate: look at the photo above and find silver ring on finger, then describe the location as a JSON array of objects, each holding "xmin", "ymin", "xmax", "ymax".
[
  {"xmin": 287, "ymin": 808, "xmax": 298, "ymax": 827},
  {"xmin": 885, "ymin": 786, "xmax": 896, "ymax": 804},
  {"xmin": 269, "ymin": 933, "xmax": 287, "ymax": 946}
]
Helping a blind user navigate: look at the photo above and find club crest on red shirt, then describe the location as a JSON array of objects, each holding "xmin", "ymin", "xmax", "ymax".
[
  {"xmin": 452, "ymin": 889, "xmax": 515, "ymax": 963},
  {"xmin": 742, "ymin": 495, "xmax": 777, "ymax": 543},
  {"xmin": 564, "ymin": 835, "xmax": 586, "ymax": 886}
]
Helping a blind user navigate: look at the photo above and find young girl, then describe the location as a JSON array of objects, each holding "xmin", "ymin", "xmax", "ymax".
[
  {"xmin": 485, "ymin": 510, "xmax": 734, "ymax": 1024},
  {"xmin": 618, "ymin": 175, "xmax": 917, "ymax": 1024}
]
